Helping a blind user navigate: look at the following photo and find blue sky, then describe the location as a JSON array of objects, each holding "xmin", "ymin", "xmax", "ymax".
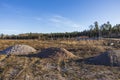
[{"xmin": 0, "ymin": 0, "xmax": 120, "ymax": 34}]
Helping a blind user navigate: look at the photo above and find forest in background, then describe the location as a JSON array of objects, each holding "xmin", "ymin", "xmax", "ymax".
[{"xmin": 0, "ymin": 21, "xmax": 120, "ymax": 40}]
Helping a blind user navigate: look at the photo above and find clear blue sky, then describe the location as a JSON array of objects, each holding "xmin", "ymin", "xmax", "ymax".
[{"xmin": 0, "ymin": 0, "xmax": 120, "ymax": 34}]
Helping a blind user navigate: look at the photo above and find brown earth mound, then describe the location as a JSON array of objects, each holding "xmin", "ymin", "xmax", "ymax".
[
  {"xmin": 2, "ymin": 44, "xmax": 36, "ymax": 55},
  {"xmin": 36, "ymin": 47, "xmax": 76, "ymax": 60}
]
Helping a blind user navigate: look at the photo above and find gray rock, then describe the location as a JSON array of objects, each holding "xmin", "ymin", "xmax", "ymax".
[{"xmin": 1, "ymin": 44, "xmax": 36, "ymax": 55}]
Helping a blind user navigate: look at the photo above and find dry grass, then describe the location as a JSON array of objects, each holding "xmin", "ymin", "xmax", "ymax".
[
  {"xmin": 0, "ymin": 39, "xmax": 105, "ymax": 49},
  {"xmin": 0, "ymin": 39, "xmax": 108, "ymax": 58},
  {"xmin": 0, "ymin": 55, "xmax": 6, "ymax": 61},
  {"xmin": 0, "ymin": 39, "xmax": 119, "ymax": 80}
]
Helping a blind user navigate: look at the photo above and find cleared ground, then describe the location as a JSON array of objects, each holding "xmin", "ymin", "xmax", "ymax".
[{"xmin": 0, "ymin": 39, "xmax": 120, "ymax": 80}]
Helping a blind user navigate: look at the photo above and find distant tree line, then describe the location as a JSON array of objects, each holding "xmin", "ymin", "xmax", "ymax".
[
  {"xmin": 0, "ymin": 32, "xmax": 82, "ymax": 40},
  {"xmin": 88, "ymin": 21, "xmax": 120, "ymax": 38},
  {"xmin": 0, "ymin": 21, "xmax": 120, "ymax": 40}
]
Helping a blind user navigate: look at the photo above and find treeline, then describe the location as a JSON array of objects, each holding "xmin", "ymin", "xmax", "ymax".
[
  {"xmin": 0, "ymin": 32, "xmax": 82, "ymax": 40},
  {"xmin": 86, "ymin": 21, "xmax": 120, "ymax": 38},
  {"xmin": 0, "ymin": 21, "xmax": 120, "ymax": 40}
]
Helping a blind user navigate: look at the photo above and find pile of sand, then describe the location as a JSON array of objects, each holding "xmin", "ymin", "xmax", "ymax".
[
  {"xmin": 2, "ymin": 44, "xmax": 36, "ymax": 55},
  {"xmin": 87, "ymin": 50, "xmax": 120, "ymax": 66},
  {"xmin": 36, "ymin": 47, "xmax": 76, "ymax": 60}
]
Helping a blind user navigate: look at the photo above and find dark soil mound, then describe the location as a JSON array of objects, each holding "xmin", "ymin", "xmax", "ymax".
[
  {"xmin": 86, "ymin": 50, "xmax": 120, "ymax": 66},
  {"xmin": 36, "ymin": 47, "xmax": 76, "ymax": 60}
]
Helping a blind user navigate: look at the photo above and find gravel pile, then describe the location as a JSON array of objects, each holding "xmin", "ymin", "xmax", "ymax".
[
  {"xmin": 2, "ymin": 44, "xmax": 36, "ymax": 55},
  {"xmin": 87, "ymin": 50, "xmax": 120, "ymax": 66}
]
